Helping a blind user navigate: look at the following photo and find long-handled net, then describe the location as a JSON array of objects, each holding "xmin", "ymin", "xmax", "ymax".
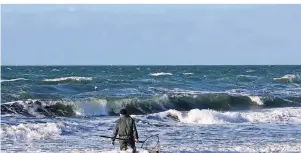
[
  {"xmin": 100, "ymin": 135, "xmax": 160, "ymax": 152},
  {"xmin": 140, "ymin": 135, "xmax": 160, "ymax": 152}
]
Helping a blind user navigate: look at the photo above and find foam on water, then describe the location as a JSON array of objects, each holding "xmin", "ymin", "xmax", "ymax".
[
  {"xmin": 183, "ymin": 73, "xmax": 194, "ymax": 75},
  {"xmin": 147, "ymin": 109, "xmax": 246, "ymax": 124},
  {"xmin": 227, "ymin": 142, "xmax": 301, "ymax": 153},
  {"xmin": 43, "ymin": 76, "xmax": 92, "ymax": 82},
  {"xmin": 146, "ymin": 107, "xmax": 301, "ymax": 124},
  {"xmin": 51, "ymin": 69, "xmax": 60, "ymax": 72},
  {"xmin": 243, "ymin": 107, "xmax": 301, "ymax": 123},
  {"xmin": 273, "ymin": 74, "xmax": 301, "ymax": 83},
  {"xmin": 248, "ymin": 96, "xmax": 264, "ymax": 105},
  {"xmin": 1, "ymin": 78, "xmax": 28, "ymax": 82},
  {"xmin": 1, "ymin": 122, "xmax": 62, "ymax": 141},
  {"xmin": 149, "ymin": 72, "xmax": 173, "ymax": 76},
  {"xmin": 69, "ymin": 149, "xmax": 149, "ymax": 153},
  {"xmin": 161, "ymin": 142, "xmax": 301, "ymax": 153},
  {"xmin": 1, "ymin": 107, "xmax": 301, "ymax": 152}
]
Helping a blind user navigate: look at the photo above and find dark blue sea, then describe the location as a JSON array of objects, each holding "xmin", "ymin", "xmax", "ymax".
[{"xmin": 1, "ymin": 65, "xmax": 301, "ymax": 153}]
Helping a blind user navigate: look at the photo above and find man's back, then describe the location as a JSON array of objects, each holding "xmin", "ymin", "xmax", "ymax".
[
  {"xmin": 116, "ymin": 116, "xmax": 136, "ymax": 137},
  {"xmin": 112, "ymin": 110, "xmax": 139, "ymax": 153}
]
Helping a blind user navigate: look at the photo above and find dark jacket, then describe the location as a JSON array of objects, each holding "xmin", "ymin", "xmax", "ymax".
[{"xmin": 112, "ymin": 115, "xmax": 138, "ymax": 141}]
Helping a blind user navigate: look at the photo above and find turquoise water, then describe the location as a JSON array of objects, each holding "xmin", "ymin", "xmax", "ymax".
[{"xmin": 1, "ymin": 66, "xmax": 301, "ymax": 152}]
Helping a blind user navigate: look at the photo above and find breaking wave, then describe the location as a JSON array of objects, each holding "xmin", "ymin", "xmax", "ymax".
[
  {"xmin": 1, "ymin": 100, "xmax": 76, "ymax": 117},
  {"xmin": 43, "ymin": 76, "xmax": 93, "ymax": 83},
  {"xmin": 149, "ymin": 72, "xmax": 173, "ymax": 76},
  {"xmin": 1, "ymin": 122, "xmax": 62, "ymax": 141},
  {"xmin": 1, "ymin": 93, "xmax": 300, "ymax": 117},
  {"xmin": 145, "ymin": 107, "xmax": 301, "ymax": 124},
  {"xmin": 273, "ymin": 74, "xmax": 301, "ymax": 83},
  {"xmin": 1, "ymin": 78, "xmax": 28, "ymax": 83},
  {"xmin": 248, "ymin": 96, "xmax": 264, "ymax": 105},
  {"xmin": 183, "ymin": 73, "xmax": 194, "ymax": 75}
]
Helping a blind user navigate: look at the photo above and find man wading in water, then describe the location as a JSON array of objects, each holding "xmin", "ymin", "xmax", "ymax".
[{"xmin": 111, "ymin": 109, "xmax": 139, "ymax": 153}]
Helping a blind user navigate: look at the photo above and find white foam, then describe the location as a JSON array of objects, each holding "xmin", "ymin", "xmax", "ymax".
[
  {"xmin": 69, "ymin": 149, "xmax": 149, "ymax": 153},
  {"xmin": 246, "ymin": 69, "xmax": 255, "ymax": 73},
  {"xmin": 237, "ymin": 74, "xmax": 258, "ymax": 79},
  {"xmin": 242, "ymin": 107, "xmax": 301, "ymax": 123},
  {"xmin": 248, "ymin": 96, "xmax": 264, "ymax": 105},
  {"xmin": 43, "ymin": 76, "xmax": 92, "ymax": 82},
  {"xmin": 214, "ymin": 142, "xmax": 301, "ymax": 153},
  {"xmin": 102, "ymin": 149, "xmax": 149, "ymax": 153},
  {"xmin": 74, "ymin": 99, "xmax": 109, "ymax": 116},
  {"xmin": 183, "ymin": 73, "xmax": 194, "ymax": 75},
  {"xmin": 1, "ymin": 78, "xmax": 28, "ymax": 82},
  {"xmin": 1, "ymin": 123, "xmax": 62, "ymax": 141},
  {"xmin": 51, "ymin": 69, "xmax": 60, "ymax": 72},
  {"xmin": 156, "ymin": 109, "xmax": 247, "ymax": 124},
  {"xmin": 149, "ymin": 72, "xmax": 173, "ymax": 76},
  {"xmin": 148, "ymin": 107, "xmax": 301, "ymax": 124},
  {"xmin": 162, "ymin": 142, "xmax": 301, "ymax": 153},
  {"xmin": 273, "ymin": 74, "xmax": 301, "ymax": 83}
]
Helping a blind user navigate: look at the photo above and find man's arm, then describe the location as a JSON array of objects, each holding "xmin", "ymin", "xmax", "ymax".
[
  {"xmin": 112, "ymin": 120, "xmax": 119, "ymax": 141},
  {"xmin": 133, "ymin": 120, "xmax": 138, "ymax": 140}
]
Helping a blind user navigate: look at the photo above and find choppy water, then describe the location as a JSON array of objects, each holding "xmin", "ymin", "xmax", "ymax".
[{"xmin": 1, "ymin": 66, "xmax": 301, "ymax": 153}]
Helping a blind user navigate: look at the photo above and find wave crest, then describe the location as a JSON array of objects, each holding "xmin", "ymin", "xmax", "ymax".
[
  {"xmin": 183, "ymin": 73, "xmax": 194, "ymax": 75},
  {"xmin": 273, "ymin": 74, "xmax": 301, "ymax": 83},
  {"xmin": 146, "ymin": 107, "xmax": 301, "ymax": 124},
  {"xmin": 1, "ymin": 100, "xmax": 76, "ymax": 117},
  {"xmin": 43, "ymin": 76, "xmax": 92, "ymax": 83},
  {"xmin": 149, "ymin": 72, "xmax": 173, "ymax": 76},
  {"xmin": 1, "ymin": 78, "xmax": 28, "ymax": 83},
  {"xmin": 2, "ymin": 93, "xmax": 300, "ymax": 117}
]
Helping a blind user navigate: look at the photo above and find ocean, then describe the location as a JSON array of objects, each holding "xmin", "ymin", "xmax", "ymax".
[{"xmin": 1, "ymin": 65, "xmax": 301, "ymax": 153}]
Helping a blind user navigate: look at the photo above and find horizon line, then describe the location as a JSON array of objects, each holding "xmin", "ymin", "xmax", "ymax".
[{"xmin": 1, "ymin": 64, "xmax": 301, "ymax": 66}]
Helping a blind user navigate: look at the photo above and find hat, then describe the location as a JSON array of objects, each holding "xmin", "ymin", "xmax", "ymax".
[{"xmin": 119, "ymin": 109, "xmax": 127, "ymax": 115}]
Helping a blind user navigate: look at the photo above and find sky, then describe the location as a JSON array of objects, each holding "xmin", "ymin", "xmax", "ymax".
[{"xmin": 1, "ymin": 4, "xmax": 301, "ymax": 65}]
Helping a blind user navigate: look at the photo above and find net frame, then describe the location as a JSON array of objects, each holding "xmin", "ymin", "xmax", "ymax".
[{"xmin": 140, "ymin": 135, "xmax": 160, "ymax": 151}]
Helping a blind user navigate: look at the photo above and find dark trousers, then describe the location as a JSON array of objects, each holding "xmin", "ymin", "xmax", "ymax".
[{"xmin": 119, "ymin": 137, "xmax": 136, "ymax": 153}]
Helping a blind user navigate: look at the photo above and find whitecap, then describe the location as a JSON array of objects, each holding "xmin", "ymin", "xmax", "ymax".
[
  {"xmin": 145, "ymin": 107, "xmax": 301, "ymax": 124},
  {"xmin": 43, "ymin": 76, "xmax": 92, "ymax": 82},
  {"xmin": 273, "ymin": 74, "xmax": 300, "ymax": 83},
  {"xmin": 149, "ymin": 72, "xmax": 173, "ymax": 76},
  {"xmin": 183, "ymin": 73, "xmax": 194, "ymax": 75},
  {"xmin": 1, "ymin": 78, "xmax": 28, "ymax": 82}
]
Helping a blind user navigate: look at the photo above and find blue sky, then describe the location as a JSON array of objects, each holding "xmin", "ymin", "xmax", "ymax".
[{"xmin": 2, "ymin": 4, "xmax": 301, "ymax": 65}]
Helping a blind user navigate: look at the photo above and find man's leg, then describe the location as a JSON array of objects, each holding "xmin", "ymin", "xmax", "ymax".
[
  {"xmin": 129, "ymin": 139, "xmax": 136, "ymax": 153},
  {"xmin": 119, "ymin": 140, "xmax": 127, "ymax": 151}
]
